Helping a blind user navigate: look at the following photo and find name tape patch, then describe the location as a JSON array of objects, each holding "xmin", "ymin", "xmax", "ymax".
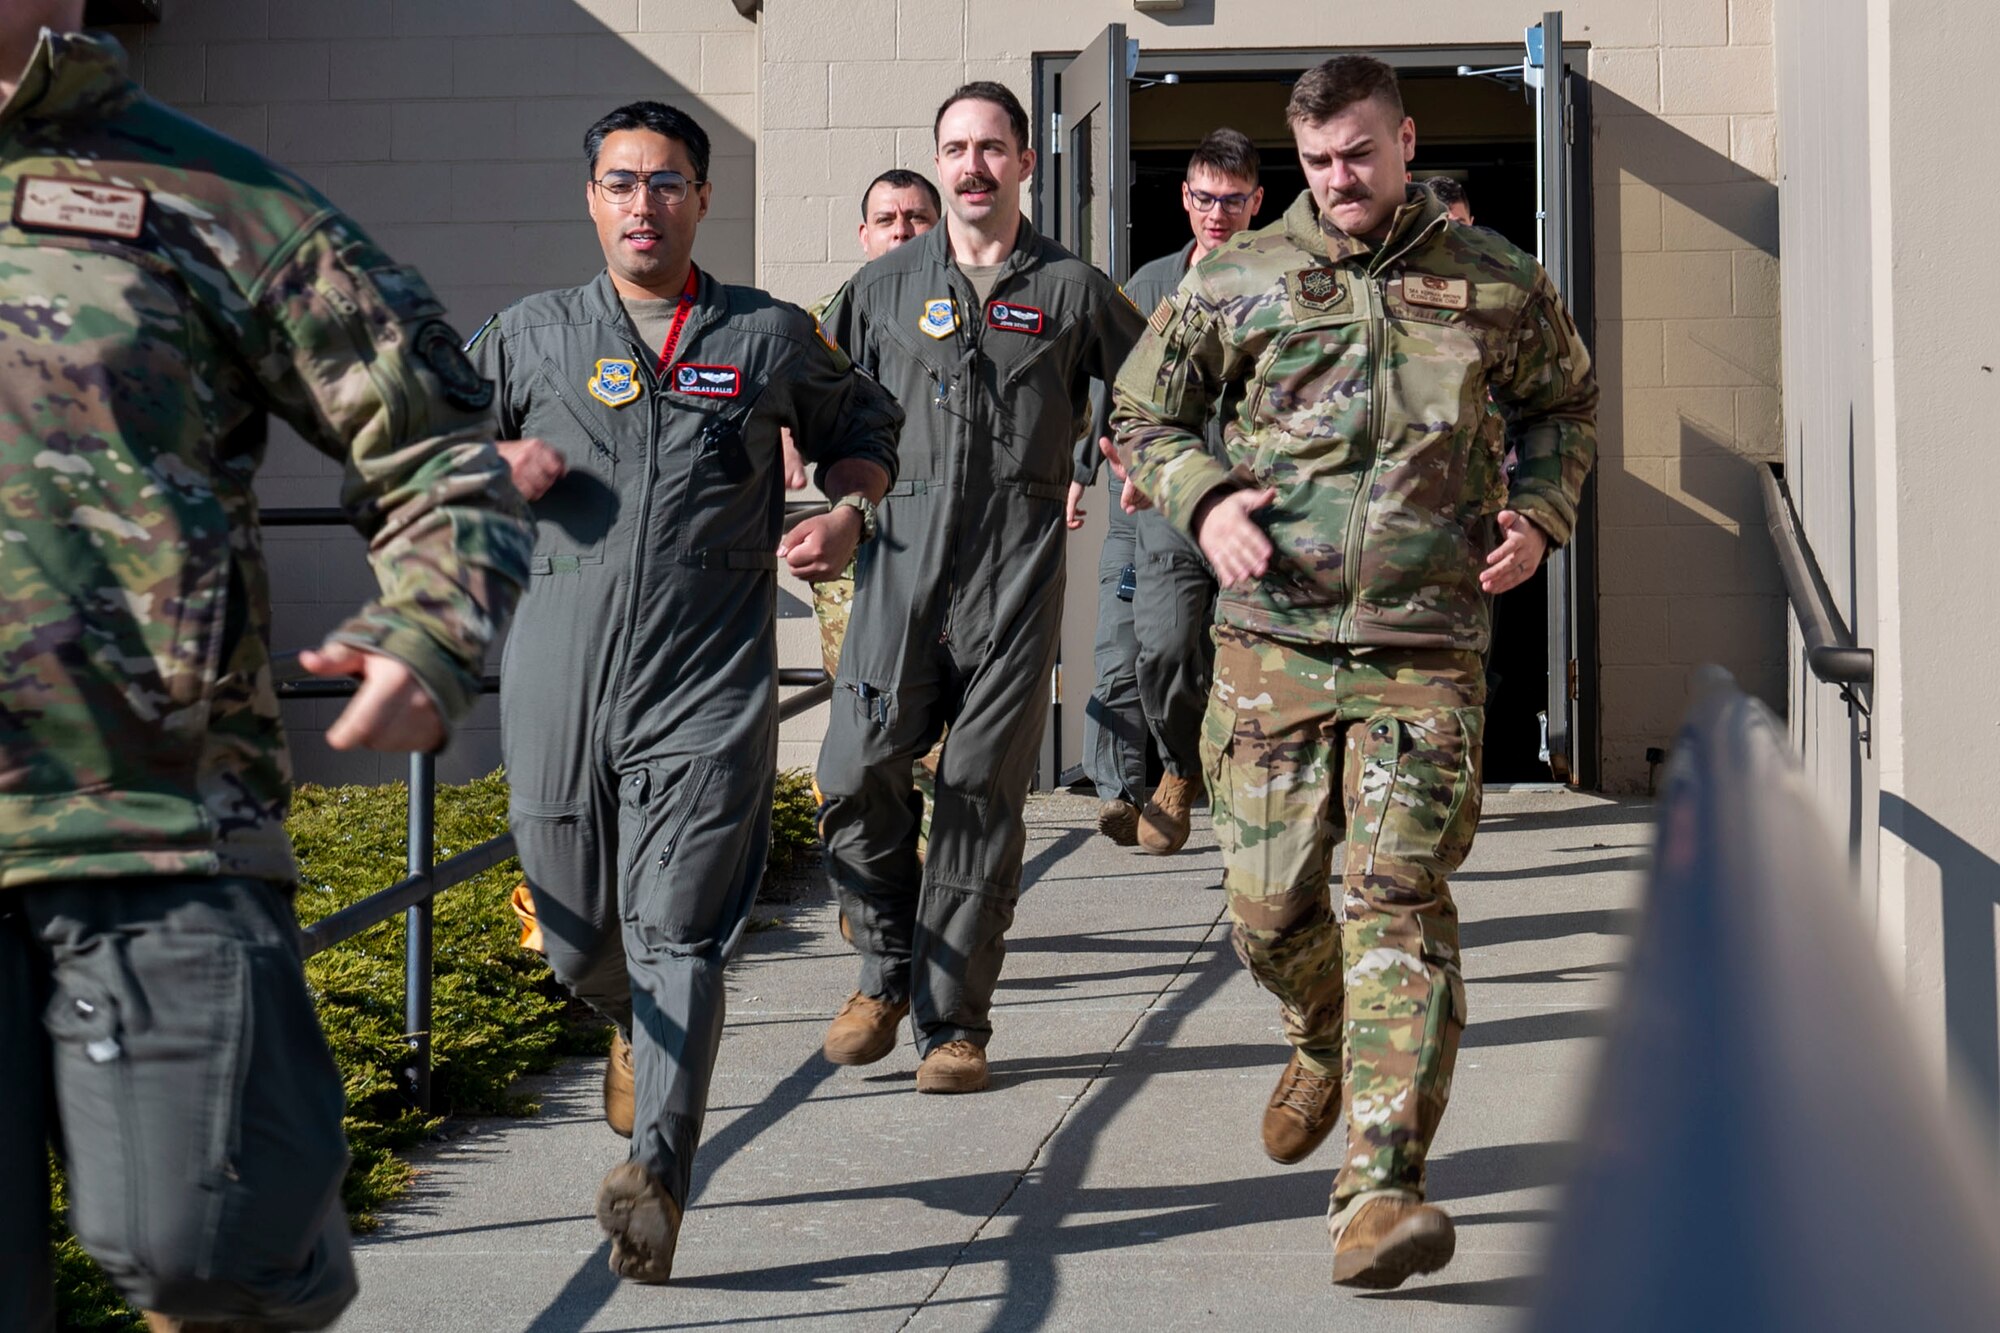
[
  {"xmin": 986, "ymin": 300, "xmax": 1044, "ymax": 335},
  {"xmin": 13, "ymin": 176, "xmax": 147, "ymax": 240},
  {"xmin": 918, "ymin": 297, "xmax": 958, "ymax": 339},
  {"xmin": 1403, "ymin": 274, "xmax": 1470, "ymax": 311},
  {"xmin": 673, "ymin": 363, "xmax": 741, "ymax": 397},
  {"xmin": 588, "ymin": 358, "xmax": 642, "ymax": 408}
]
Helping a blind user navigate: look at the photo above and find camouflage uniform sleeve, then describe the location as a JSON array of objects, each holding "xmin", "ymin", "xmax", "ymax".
[
  {"xmin": 783, "ymin": 311, "xmax": 903, "ymax": 490},
  {"xmin": 1494, "ymin": 271, "xmax": 1598, "ymax": 548},
  {"xmin": 251, "ymin": 216, "xmax": 532, "ymax": 725},
  {"xmin": 1110, "ymin": 278, "xmax": 1238, "ymax": 537}
]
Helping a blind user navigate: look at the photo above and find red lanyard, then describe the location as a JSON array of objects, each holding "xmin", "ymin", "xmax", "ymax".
[{"xmin": 654, "ymin": 264, "xmax": 700, "ymax": 377}]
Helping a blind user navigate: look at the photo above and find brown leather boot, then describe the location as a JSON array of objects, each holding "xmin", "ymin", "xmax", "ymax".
[
  {"xmin": 1262, "ymin": 1052, "xmax": 1341, "ymax": 1164},
  {"xmin": 915, "ymin": 1039, "xmax": 989, "ymax": 1093},
  {"xmin": 143, "ymin": 1316, "xmax": 260, "ymax": 1332},
  {"xmin": 510, "ymin": 880, "xmax": 544, "ymax": 954},
  {"xmin": 604, "ymin": 1029, "xmax": 634, "ymax": 1138},
  {"xmin": 822, "ymin": 991, "xmax": 909, "ymax": 1065},
  {"xmin": 596, "ymin": 1161, "xmax": 682, "ymax": 1284},
  {"xmin": 1137, "ymin": 772, "xmax": 1203, "ymax": 855},
  {"xmin": 1330, "ymin": 1191, "xmax": 1456, "ymax": 1289},
  {"xmin": 1096, "ymin": 798, "xmax": 1139, "ymax": 846}
]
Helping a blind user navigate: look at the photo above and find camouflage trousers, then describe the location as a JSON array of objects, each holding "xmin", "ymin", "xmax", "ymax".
[
  {"xmin": 812, "ymin": 562, "xmax": 942, "ymax": 860},
  {"xmin": 1201, "ymin": 625, "xmax": 1484, "ymax": 1208}
]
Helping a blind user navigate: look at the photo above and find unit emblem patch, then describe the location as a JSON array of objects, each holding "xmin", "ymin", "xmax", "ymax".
[
  {"xmin": 587, "ymin": 358, "xmax": 642, "ymax": 408},
  {"xmin": 414, "ymin": 320, "xmax": 494, "ymax": 411},
  {"xmin": 986, "ymin": 300, "xmax": 1045, "ymax": 335},
  {"xmin": 918, "ymin": 298, "xmax": 958, "ymax": 339},
  {"xmin": 673, "ymin": 363, "xmax": 742, "ymax": 397},
  {"xmin": 1295, "ymin": 268, "xmax": 1344, "ymax": 310}
]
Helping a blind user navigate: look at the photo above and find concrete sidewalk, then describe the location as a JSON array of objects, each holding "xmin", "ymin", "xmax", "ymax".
[{"xmin": 334, "ymin": 789, "xmax": 1647, "ymax": 1332}]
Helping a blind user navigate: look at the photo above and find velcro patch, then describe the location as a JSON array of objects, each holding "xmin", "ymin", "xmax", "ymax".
[
  {"xmin": 588, "ymin": 358, "xmax": 641, "ymax": 408},
  {"xmin": 414, "ymin": 320, "xmax": 495, "ymax": 412},
  {"xmin": 1295, "ymin": 268, "xmax": 1344, "ymax": 310},
  {"xmin": 673, "ymin": 363, "xmax": 741, "ymax": 397},
  {"xmin": 1403, "ymin": 274, "xmax": 1470, "ymax": 311},
  {"xmin": 986, "ymin": 300, "xmax": 1044, "ymax": 335},
  {"xmin": 918, "ymin": 297, "xmax": 958, "ymax": 339},
  {"xmin": 13, "ymin": 176, "xmax": 146, "ymax": 239},
  {"xmin": 1147, "ymin": 297, "xmax": 1174, "ymax": 335}
]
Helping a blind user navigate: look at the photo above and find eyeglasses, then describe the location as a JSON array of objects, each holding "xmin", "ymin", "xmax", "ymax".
[
  {"xmin": 1186, "ymin": 188, "xmax": 1254, "ymax": 214},
  {"xmin": 592, "ymin": 170, "xmax": 705, "ymax": 206}
]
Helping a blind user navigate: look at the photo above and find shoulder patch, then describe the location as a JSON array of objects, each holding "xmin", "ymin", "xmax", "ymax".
[
  {"xmin": 368, "ymin": 264, "xmax": 446, "ymax": 323},
  {"xmin": 13, "ymin": 176, "xmax": 146, "ymax": 240},
  {"xmin": 414, "ymin": 320, "xmax": 495, "ymax": 412},
  {"xmin": 587, "ymin": 357, "xmax": 642, "ymax": 408},
  {"xmin": 1147, "ymin": 296, "xmax": 1174, "ymax": 336}
]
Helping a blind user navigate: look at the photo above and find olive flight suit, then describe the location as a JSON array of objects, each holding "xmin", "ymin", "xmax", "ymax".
[
  {"xmin": 816, "ymin": 217, "xmax": 1145, "ymax": 1056},
  {"xmin": 472, "ymin": 271, "xmax": 900, "ymax": 1207}
]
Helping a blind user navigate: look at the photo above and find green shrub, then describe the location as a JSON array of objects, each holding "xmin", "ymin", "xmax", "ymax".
[{"xmin": 54, "ymin": 766, "xmax": 820, "ymax": 1330}]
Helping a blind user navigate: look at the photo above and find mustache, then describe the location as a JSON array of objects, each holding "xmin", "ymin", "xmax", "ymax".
[
  {"xmin": 956, "ymin": 174, "xmax": 999, "ymax": 194},
  {"xmin": 1329, "ymin": 185, "xmax": 1371, "ymax": 205}
]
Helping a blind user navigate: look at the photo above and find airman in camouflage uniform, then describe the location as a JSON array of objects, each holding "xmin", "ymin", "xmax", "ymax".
[
  {"xmin": 0, "ymin": 23, "xmax": 530, "ymax": 1332},
  {"xmin": 1112, "ymin": 56, "xmax": 1595, "ymax": 1289}
]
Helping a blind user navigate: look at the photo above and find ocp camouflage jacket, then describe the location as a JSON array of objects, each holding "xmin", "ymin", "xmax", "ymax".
[
  {"xmin": 0, "ymin": 31, "xmax": 531, "ymax": 887},
  {"xmin": 1112, "ymin": 187, "xmax": 1596, "ymax": 652}
]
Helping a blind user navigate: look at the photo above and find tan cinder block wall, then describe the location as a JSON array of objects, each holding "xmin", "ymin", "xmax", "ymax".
[
  {"xmin": 759, "ymin": 0, "xmax": 1784, "ymax": 793},
  {"xmin": 105, "ymin": 0, "xmax": 761, "ymax": 785}
]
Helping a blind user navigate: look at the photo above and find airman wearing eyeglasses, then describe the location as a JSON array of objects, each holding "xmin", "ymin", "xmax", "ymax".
[
  {"xmin": 1071, "ymin": 129, "xmax": 1265, "ymax": 857},
  {"xmin": 467, "ymin": 101, "xmax": 902, "ymax": 1286}
]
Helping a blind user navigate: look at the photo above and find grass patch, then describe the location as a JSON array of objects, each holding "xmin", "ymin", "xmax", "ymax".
[{"xmin": 54, "ymin": 766, "xmax": 819, "ymax": 1329}]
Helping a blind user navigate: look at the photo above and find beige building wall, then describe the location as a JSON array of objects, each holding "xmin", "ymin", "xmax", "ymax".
[
  {"xmin": 103, "ymin": 0, "xmax": 763, "ymax": 784},
  {"xmin": 758, "ymin": 0, "xmax": 1784, "ymax": 792},
  {"xmin": 1779, "ymin": 0, "xmax": 2000, "ymax": 1153}
]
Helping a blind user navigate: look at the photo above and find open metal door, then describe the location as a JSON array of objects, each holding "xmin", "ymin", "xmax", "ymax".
[
  {"xmin": 1527, "ymin": 11, "xmax": 1596, "ymax": 787},
  {"xmin": 1040, "ymin": 24, "xmax": 1138, "ymax": 788}
]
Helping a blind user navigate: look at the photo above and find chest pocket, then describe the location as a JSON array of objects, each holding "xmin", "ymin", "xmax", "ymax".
[
  {"xmin": 1246, "ymin": 310, "xmax": 1373, "ymax": 485},
  {"xmin": 984, "ymin": 305, "xmax": 1083, "ymax": 482},
  {"xmin": 526, "ymin": 356, "xmax": 626, "ymax": 566},
  {"xmin": 667, "ymin": 372, "xmax": 781, "ymax": 569}
]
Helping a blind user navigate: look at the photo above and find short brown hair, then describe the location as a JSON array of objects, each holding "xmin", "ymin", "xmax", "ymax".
[
  {"xmin": 1187, "ymin": 128, "xmax": 1260, "ymax": 185},
  {"xmin": 1286, "ymin": 55, "xmax": 1404, "ymax": 127},
  {"xmin": 934, "ymin": 81, "xmax": 1030, "ymax": 153}
]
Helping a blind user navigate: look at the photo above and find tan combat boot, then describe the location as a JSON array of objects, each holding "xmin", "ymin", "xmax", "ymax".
[
  {"xmin": 1136, "ymin": 772, "xmax": 1203, "ymax": 855},
  {"xmin": 604, "ymin": 1029, "xmax": 635, "ymax": 1138},
  {"xmin": 822, "ymin": 991, "xmax": 909, "ymax": 1065},
  {"xmin": 596, "ymin": 1161, "xmax": 683, "ymax": 1284},
  {"xmin": 1330, "ymin": 1190, "xmax": 1456, "ymax": 1289},
  {"xmin": 915, "ymin": 1039, "xmax": 989, "ymax": 1094},
  {"xmin": 1262, "ymin": 1051, "xmax": 1341, "ymax": 1164},
  {"xmin": 1096, "ymin": 797, "xmax": 1140, "ymax": 846}
]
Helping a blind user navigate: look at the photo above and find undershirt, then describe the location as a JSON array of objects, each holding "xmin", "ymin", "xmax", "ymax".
[
  {"xmin": 959, "ymin": 261, "xmax": 1004, "ymax": 308},
  {"xmin": 621, "ymin": 295, "xmax": 679, "ymax": 361}
]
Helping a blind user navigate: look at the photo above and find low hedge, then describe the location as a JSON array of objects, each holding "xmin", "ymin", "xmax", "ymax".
[{"xmin": 53, "ymin": 766, "xmax": 820, "ymax": 1331}]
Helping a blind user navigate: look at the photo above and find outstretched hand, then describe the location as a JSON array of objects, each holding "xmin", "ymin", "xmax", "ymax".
[
  {"xmin": 1479, "ymin": 510, "xmax": 1550, "ymax": 595},
  {"xmin": 299, "ymin": 643, "xmax": 444, "ymax": 752},
  {"xmin": 1193, "ymin": 487, "xmax": 1277, "ymax": 589}
]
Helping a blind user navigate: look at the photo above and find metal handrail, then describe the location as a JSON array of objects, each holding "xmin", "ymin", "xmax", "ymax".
[
  {"xmin": 1530, "ymin": 667, "xmax": 2000, "ymax": 1329},
  {"xmin": 1759, "ymin": 463, "xmax": 1873, "ymax": 687},
  {"xmin": 265, "ymin": 501, "xmax": 834, "ymax": 1108}
]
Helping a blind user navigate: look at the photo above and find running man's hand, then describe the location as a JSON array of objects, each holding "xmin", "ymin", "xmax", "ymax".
[
  {"xmin": 1193, "ymin": 487, "xmax": 1277, "ymax": 589},
  {"xmin": 300, "ymin": 643, "xmax": 444, "ymax": 752},
  {"xmin": 495, "ymin": 437, "xmax": 565, "ymax": 501},
  {"xmin": 1479, "ymin": 510, "xmax": 1550, "ymax": 595},
  {"xmin": 779, "ymin": 508, "xmax": 860, "ymax": 581},
  {"xmin": 780, "ymin": 429, "xmax": 810, "ymax": 490},
  {"xmin": 1065, "ymin": 481, "xmax": 1088, "ymax": 529},
  {"xmin": 1097, "ymin": 436, "xmax": 1153, "ymax": 512}
]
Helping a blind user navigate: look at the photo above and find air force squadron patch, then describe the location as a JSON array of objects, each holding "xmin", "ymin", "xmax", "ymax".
[
  {"xmin": 673, "ymin": 363, "xmax": 742, "ymax": 398},
  {"xmin": 587, "ymin": 358, "xmax": 642, "ymax": 408},
  {"xmin": 918, "ymin": 298, "xmax": 958, "ymax": 339}
]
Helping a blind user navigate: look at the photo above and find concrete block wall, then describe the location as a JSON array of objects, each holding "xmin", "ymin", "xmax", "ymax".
[
  {"xmin": 758, "ymin": 0, "xmax": 1784, "ymax": 792},
  {"xmin": 106, "ymin": 0, "xmax": 760, "ymax": 786}
]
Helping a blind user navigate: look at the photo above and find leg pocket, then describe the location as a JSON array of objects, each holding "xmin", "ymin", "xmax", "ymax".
[
  {"xmin": 1351, "ymin": 707, "xmax": 1482, "ymax": 882},
  {"xmin": 619, "ymin": 758, "xmax": 772, "ymax": 960},
  {"xmin": 510, "ymin": 801, "xmax": 619, "ymax": 998}
]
